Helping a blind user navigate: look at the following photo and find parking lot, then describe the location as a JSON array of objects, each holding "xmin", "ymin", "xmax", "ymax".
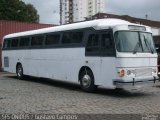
[{"xmin": 1, "ymin": 72, "xmax": 160, "ymax": 117}]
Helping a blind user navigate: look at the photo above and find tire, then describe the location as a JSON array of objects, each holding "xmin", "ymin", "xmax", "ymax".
[
  {"xmin": 16, "ymin": 64, "xmax": 24, "ymax": 80},
  {"xmin": 80, "ymin": 69, "xmax": 96, "ymax": 92}
]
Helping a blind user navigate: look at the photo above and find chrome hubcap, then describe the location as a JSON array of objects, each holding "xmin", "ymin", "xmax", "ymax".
[
  {"xmin": 82, "ymin": 75, "xmax": 91, "ymax": 88},
  {"xmin": 17, "ymin": 67, "xmax": 22, "ymax": 77}
]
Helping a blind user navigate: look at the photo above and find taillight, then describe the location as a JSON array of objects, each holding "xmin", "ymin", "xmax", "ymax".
[{"xmin": 118, "ymin": 69, "xmax": 125, "ymax": 77}]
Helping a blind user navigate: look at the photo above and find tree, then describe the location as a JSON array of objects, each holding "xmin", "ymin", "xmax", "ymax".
[{"xmin": 0, "ymin": 0, "xmax": 39, "ymax": 23}]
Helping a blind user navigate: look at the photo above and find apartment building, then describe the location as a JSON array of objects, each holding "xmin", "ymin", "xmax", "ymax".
[
  {"xmin": 60, "ymin": 0, "xmax": 74, "ymax": 24},
  {"xmin": 60, "ymin": 0, "xmax": 105, "ymax": 24},
  {"xmin": 88, "ymin": 0, "xmax": 105, "ymax": 17},
  {"xmin": 73, "ymin": 0, "xmax": 87, "ymax": 22}
]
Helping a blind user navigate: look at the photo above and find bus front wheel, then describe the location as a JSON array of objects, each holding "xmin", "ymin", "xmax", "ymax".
[
  {"xmin": 80, "ymin": 69, "xmax": 96, "ymax": 92},
  {"xmin": 16, "ymin": 64, "xmax": 24, "ymax": 80}
]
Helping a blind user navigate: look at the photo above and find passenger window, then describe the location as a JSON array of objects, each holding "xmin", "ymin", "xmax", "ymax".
[
  {"xmin": 11, "ymin": 38, "xmax": 19, "ymax": 48},
  {"xmin": 62, "ymin": 32, "xmax": 83, "ymax": 44},
  {"xmin": 20, "ymin": 37, "xmax": 30, "ymax": 47},
  {"xmin": 72, "ymin": 32, "xmax": 83, "ymax": 43},
  {"xmin": 3, "ymin": 39, "xmax": 9, "ymax": 49},
  {"xmin": 7, "ymin": 40, "xmax": 11, "ymax": 48},
  {"xmin": 45, "ymin": 34, "xmax": 60, "ymax": 45},
  {"xmin": 86, "ymin": 31, "xmax": 115, "ymax": 56},
  {"xmin": 62, "ymin": 33, "xmax": 72, "ymax": 44},
  {"xmin": 31, "ymin": 36, "xmax": 44, "ymax": 46},
  {"xmin": 86, "ymin": 34, "xmax": 99, "ymax": 53}
]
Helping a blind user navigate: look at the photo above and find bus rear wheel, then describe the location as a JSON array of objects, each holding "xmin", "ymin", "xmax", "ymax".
[
  {"xmin": 16, "ymin": 64, "xmax": 24, "ymax": 80},
  {"xmin": 80, "ymin": 69, "xmax": 96, "ymax": 92}
]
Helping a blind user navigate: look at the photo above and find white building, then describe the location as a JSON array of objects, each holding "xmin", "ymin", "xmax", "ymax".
[
  {"xmin": 73, "ymin": 0, "xmax": 87, "ymax": 22},
  {"xmin": 152, "ymin": 27, "xmax": 160, "ymax": 36},
  {"xmin": 60, "ymin": 0, "xmax": 74, "ymax": 25},
  {"xmin": 60, "ymin": 0, "xmax": 105, "ymax": 24},
  {"xmin": 88, "ymin": 0, "xmax": 105, "ymax": 17}
]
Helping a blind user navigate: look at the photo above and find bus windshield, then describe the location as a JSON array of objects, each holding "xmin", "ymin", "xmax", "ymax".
[{"xmin": 115, "ymin": 31, "xmax": 156, "ymax": 53}]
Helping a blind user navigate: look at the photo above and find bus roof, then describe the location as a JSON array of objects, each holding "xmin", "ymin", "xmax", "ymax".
[{"xmin": 4, "ymin": 19, "xmax": 149, "ymax": 39}]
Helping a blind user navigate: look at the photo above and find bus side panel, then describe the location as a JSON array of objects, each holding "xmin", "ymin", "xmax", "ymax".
[
  {"xmin": 84, "ymin": 57, "xmax": 101, "ymax": 85},
  {"xmin": 3, "ymin": 48, "xmax": 116, "ymax": 88},
  {"xmin": 100, "ymin": 57, "xmax": 116, "ymax": 88},
  {"xmin": 2, "ymin": 50, "xmax": 28, "ymax": 74},
  {"xmin": 85, "ymin": 57, "xmax": 116, "ymax": 88},
  {"xmin": 21, "ymin": 48, "xmax": 85, "ymax": 83},
  {"xmin": 2, "ymin": 50, "xmax": 17, "ymax": 73}
]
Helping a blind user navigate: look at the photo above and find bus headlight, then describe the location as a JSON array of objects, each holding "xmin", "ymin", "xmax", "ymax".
[
  {"xmin": 127, "ymin": 70, "xmax": 135, "ymax": 76},
  {"xmin": 127, "ymin": 70, "xmax": 132, "ymax": 75},
  {"xmin": 152, "ymin": 69, "xmax": 157, "ymax": 75}
]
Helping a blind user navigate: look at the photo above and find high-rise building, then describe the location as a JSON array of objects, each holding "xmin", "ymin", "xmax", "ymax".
[
  {"xmin": 73, "ymin": 0, "xmax": 87, "ymax": 22},
  {"xmin": 60, "ymin": 0, "xmax": 74, "ymax": 25},
  {"xmin": 60, "ymin": 0, "xmax": 105, "ymax": 24},
  {"xmin": 88, "ymin": 0, "xmax": 105, "ymax": 17}
]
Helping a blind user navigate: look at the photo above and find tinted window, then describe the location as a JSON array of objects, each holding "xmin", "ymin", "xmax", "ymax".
[
  {"xmin": 31, "ymin": 36, "xmax": 44, "ymax": 46},
  {"xmin": 86, "ymin": 30, "xmax": 115, "ymax": 56},
  {"xmin": 72, "ymin": 32, "xmax": 83, "ymax": 43},
  {"xmin": 45, "ymin": 34, "xmax": 60, "ymax": 45},
  {"xmin": 62, "ymin": 32, "xmax": 83, "ymax": 44},
  {"xmin": 86, "ymin": 34, "xmax": 99, "ymax": 53},
  {"xmin": 7, "ymin": 40, "xmax": 11, "ymax": 48},
  {"xmin": 101, "ymin": 34, "xmax": 112, "ymax": 48},
  {"xmin": 3, "ymin": 39, "xmax": 9, "ymax": 49},
  {"xmin": 20, "ymin": 37, "xmax": 30, "ymax": 47},
  {"xmin": 101, "ymin": 32, "xmax": 115, "ymax": 55},
  {"xmin": 11, "ymin": 38, "xmax": 19, "ymax": 48}
]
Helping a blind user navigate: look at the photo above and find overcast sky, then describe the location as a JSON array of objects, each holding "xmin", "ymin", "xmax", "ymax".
[{"xmin": 22, "ymin": 0, "xmax": 160, "ymax": 25}]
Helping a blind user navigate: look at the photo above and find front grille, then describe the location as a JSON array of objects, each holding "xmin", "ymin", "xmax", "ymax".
[{"xmin": 135, "ymin": 68, "xmax": 152, "ymax": 77}]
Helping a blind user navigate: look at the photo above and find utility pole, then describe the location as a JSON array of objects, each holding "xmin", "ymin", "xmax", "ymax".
[{"xmin": 145, "ymin": 14, "xmax": 148, "ymax": 20}]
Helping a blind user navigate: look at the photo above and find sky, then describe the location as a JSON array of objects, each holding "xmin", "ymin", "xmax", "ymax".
[{"xmin": 22, "ymin": 0, "xmax": 160, "ymax": 25}]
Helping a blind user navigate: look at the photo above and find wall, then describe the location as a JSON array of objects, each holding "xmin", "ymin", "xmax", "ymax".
[
  {"xmin": 152, "ymin": 27, "xmax": 160, "ymax": 36},
  {"xmin": 0, "ymin": 44, "xmax": 1, "ymax": 71}
]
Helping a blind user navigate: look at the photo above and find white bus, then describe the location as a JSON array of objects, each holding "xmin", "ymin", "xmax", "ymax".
[{"xmin": 2, "ymin": 19, "xmax": 159, "ymax": 92}]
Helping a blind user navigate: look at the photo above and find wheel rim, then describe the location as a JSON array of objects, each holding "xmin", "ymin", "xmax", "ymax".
[
  {"xmin": 17, "ymin": 67, "xmax": 22, "ymax": 77},
  {"xmin": 82, "ymin": 74, "xmax": 91, "ymax": 88}
]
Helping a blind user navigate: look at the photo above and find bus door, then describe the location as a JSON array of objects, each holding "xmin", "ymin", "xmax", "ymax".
[
  {"xmin": 85, "ymin": 31, "xmax": 101, "ymax": 85},
  {"xmin": 99, "ymin": 30, "xmax": 116, "ymax": 87},
  {"xmin": 85, "ymin": 30, "xmax": 116, "ymax": 87}
]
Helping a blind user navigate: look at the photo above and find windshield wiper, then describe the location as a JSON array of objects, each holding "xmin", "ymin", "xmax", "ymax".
[{"xmin": 133, "ymin": 41, "xmax": 140, "ymax": 54}]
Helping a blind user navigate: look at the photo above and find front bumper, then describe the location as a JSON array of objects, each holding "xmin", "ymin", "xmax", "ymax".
[{"xmin": 114, "ymin": 76, "xmax": 160, "ymax": 90}]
